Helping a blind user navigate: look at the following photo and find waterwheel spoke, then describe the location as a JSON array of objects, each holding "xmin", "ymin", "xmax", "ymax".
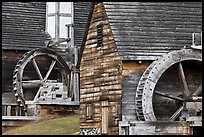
[
  {"xmin": 193, "ymin": 84, "xmax": 202, "ymax": 96},
  {"xmin": 22, "ymin": 80, "xmax": 43, "ymax": 88},
  {"xmin": 168, "ymin": 106, "xmax": 184, "ymax": 121},
  {"xmin": 178, "ymin": 62, "xmax": 190, "ymax": 96},
  {"xmin": 32, "ymin": 59, "xmax": 43, "ymax": 80},
  {"xmin": 13, "ymin": 48, "xmax": 71, "ymax": 114},
  {"xmin": 155, "ymin": 90, "xmax": 184, "ymax": 101},
  {"xmin": 43, "ymin": 60, "xmax": 56, "ymax": 81}
]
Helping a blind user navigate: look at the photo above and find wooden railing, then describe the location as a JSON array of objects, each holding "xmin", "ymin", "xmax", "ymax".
[{"xmin": 2, "ymin": 103, "xmax": 25, "ymax": 116}]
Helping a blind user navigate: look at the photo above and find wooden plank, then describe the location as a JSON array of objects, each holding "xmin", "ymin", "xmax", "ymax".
[
  {"xmin": 2, "ymin": 116, "xmax": 36, "ymax": 120},
  {"xmin": 80, "ymin": 122, "xmax": 100, "ymax": 128},
  {"xmin": 6, "ymin": 106, "xmax": 11, "ymax": 116},
  {"xmin": 101, "ymin": 100, "xmax": 109, "ymax": 134}
]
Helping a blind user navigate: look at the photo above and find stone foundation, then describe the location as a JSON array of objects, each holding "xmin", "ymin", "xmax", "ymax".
[{"xmin": 80, "ymin": 128, "xmax": 100, "ymax": 135}]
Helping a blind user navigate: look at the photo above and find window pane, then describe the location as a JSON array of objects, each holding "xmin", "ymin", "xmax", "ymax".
[
  {"xmin": 59, "ymin": 2, "xmax": 72, "ymax": 14},
  {"xmin": 47, "ymin": 2, "xmax": 56, "ymax": 14},
  {"xmin": 59, "ymin": 16, "xmax": 71, "ymax": 38},
  {"xmin": 47, "ymin": 16, "xmax": 55, "ymax": 38}
]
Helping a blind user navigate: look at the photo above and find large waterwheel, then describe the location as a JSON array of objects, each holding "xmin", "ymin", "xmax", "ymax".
[
  {"xmin": 135, "ymin": 48, "xmax": 202, "ymax": 122},
  {"xmin": 13, "ymin": 48, "xmax": 72, "ymax": 114}
]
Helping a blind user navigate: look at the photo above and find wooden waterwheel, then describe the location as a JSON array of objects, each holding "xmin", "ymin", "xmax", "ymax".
[
  {"xmin": 135, "ymin": 49, "xmax": 202, "ymax": 121},
  {"xmin": 12, "ymin": 48, "xmax": 71, "ymax": 113}
]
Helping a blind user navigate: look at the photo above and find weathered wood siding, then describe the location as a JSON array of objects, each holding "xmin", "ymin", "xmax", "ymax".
[
  {"xmin": 2, "ymin": 2, "xmax": 47, "ymax": 50},
  {"xmin": 121, "ymin": 61, "xmax": 151, "ymax": 121},
  {"xmin": 2, "ymin": 51, "xmax": 27, "ymax": 94},
  {"xmin": 80, "ymin": 3, "xmax": 123, "ymax": 135},
  {"xmin": 103, "ymin": 2, "xmax": 202, "ymax": 60}
]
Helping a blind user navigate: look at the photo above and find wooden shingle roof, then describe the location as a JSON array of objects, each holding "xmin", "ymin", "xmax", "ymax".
[
  {"xmin": 2, "ymin": 2, "xmax": 47, "ymax": 50},
  {"xmin": 103, "ymin": 2, "xmax": 202, "ymax": 60}
]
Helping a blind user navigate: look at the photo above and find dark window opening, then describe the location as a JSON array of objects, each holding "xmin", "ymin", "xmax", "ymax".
[
  {"xmin": 56, "ymin": 94, "xmax": 62, "ymax": 98},
  {"xmin": 97, "ymin": 23, "xmax": 103, "ymax": 47}
]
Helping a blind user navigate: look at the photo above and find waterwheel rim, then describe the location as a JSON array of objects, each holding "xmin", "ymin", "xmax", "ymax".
[
  {"xmin": 135, "ymin": 49, "xmax": 202, "ymax": 121},
  {"xmin": 13, "ymin": 48, "xmax": 71, "ymax": 112}
]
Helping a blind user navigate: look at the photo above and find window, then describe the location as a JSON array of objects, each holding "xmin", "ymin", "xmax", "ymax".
[
  {"xmin": 97, "ymin": 23, "xmax": 103, "ymax": 47},
  {"xmin": 46, "ymin": 2, "xmax": 73, "ymax": 47},
  {"xmin": 86, "ymin": 103, "xmax": 93, "ymax": 119}
]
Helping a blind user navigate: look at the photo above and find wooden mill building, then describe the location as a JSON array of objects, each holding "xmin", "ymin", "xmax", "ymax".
[
  {"xmin": 2, "ymin": 1, "xmax": 92, "ymax": 131},
  {"xmin": 2, "ymin": 2, "xmax": 93, "ymax": 126},
  {"xmin": 2, "ymin": 2, "xmax": 92, "ymax": 102},
  {"xmin": 78, "ymin": 2, "xmax": 202, "ymax": 135}
]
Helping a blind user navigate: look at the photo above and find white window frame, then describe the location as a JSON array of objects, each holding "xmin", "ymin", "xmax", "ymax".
[{"xmin": 46, "ymin": 2, "xmax": 74, "ymax": 47}]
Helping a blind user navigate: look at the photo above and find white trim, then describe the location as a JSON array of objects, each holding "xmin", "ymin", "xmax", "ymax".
[
  {"xmin": 71, "ymin": 2, "xmax": 74, "ymax": 48},
  {"xmin": 46, "ymin": 2, "xmax": 74, "ymax": 47}
]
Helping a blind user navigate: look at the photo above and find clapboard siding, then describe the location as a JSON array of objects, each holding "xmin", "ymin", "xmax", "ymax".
[
  {"xmin": 103, "ymin": 2, "xmax": 202, "ymax": 60},
  {"xmin": 2, "ymin": 2, "xmax": 47, "ymax": 50},
  {"xmin": 80, "ymin": 3, "xmax": 123, "ymax": 135}
]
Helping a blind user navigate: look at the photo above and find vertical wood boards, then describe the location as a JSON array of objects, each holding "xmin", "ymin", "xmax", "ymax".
[{"xmin": 121, "ymin": 61, "xmax": 151, "ymax": 122}]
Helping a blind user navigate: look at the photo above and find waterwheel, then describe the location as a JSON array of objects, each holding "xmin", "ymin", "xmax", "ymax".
[
  {"xmin": 13, "ymin": 48, "xmax": 71, "ymax": 113},
  {"xmin": 135, "ymin": 48, "xmax": 202, "ymax": 121}
]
